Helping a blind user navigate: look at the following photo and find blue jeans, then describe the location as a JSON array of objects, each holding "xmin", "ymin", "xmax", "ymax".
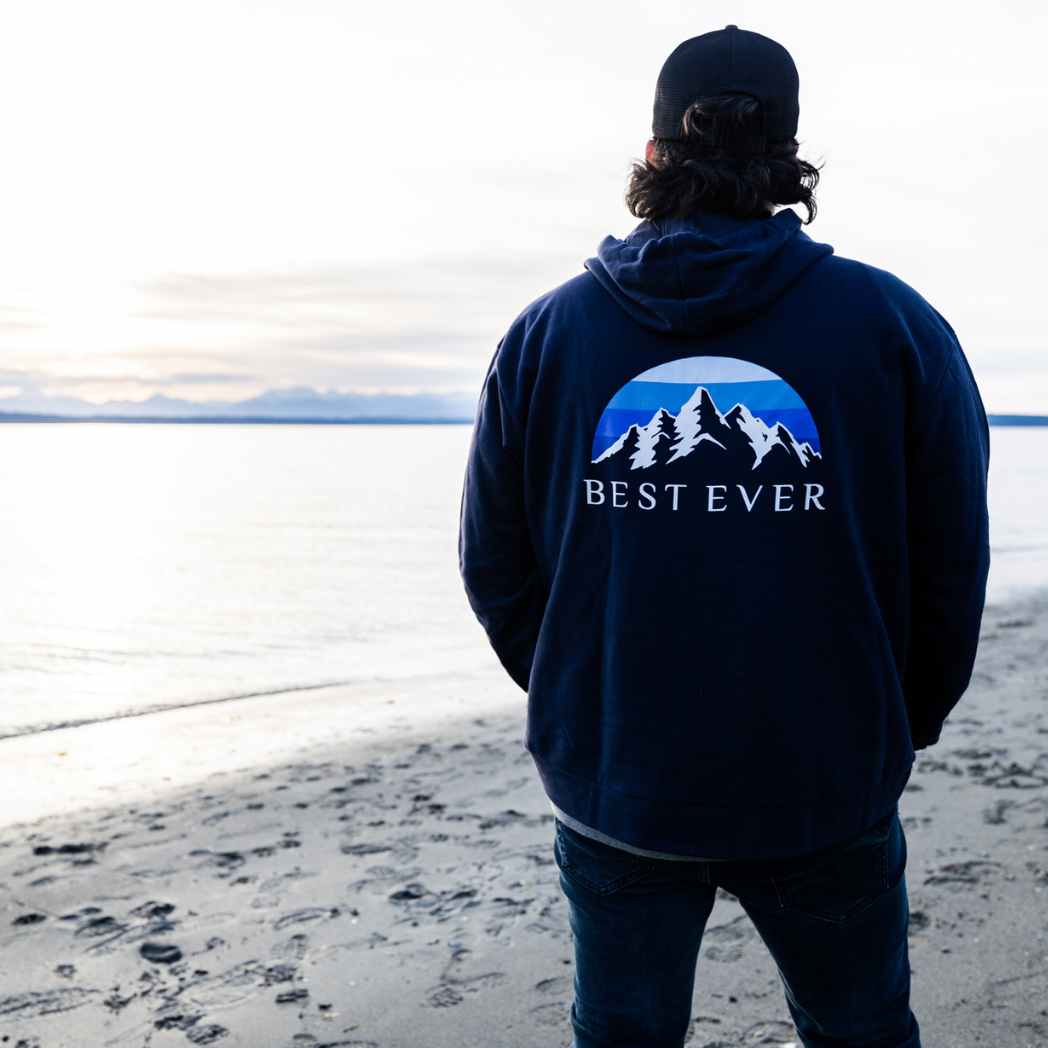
[{"xmin": 553, "ymin": 804, "xmax": 920, "ymax": 1048}]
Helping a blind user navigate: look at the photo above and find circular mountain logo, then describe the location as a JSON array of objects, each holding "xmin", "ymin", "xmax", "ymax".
[
  {"xmin": 587, "ymin": 355, "xmax": 825, "ymax": 513},
  {"xmin": 592, "ymin": 355, "xmax": 821, "ymax": 470}
]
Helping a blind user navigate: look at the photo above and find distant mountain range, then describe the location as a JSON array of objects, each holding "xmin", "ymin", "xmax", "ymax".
[
  {"xmin": 594, "ymin": 386, "xmax": 821, "ymax": 473},
  {"xmin": 0, "ymin": 386, "xmax": 1042, "ymax": 427},
  {"xmin": 0, "ymin": 387, "xmax": 478, "ymax": 423}
]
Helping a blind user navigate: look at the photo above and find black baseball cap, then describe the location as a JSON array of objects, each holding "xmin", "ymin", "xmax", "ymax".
[{"xmin": 652, "ymin": 25, "xmax": 800, "ymax": 144}]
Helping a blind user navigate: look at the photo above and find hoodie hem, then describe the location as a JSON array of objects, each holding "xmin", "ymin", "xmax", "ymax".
[{"xmin": 529, "ymin": 751, "xmax": 915, "ymax": 862}]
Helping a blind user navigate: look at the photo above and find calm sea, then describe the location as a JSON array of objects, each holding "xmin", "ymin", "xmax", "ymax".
[{"xmin": 1, "ymin": 424, "xmax": 1045, "ymax": 737}]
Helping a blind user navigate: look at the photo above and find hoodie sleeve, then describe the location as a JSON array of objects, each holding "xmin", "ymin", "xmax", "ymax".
[
  {"xmin": 458, "ymin": 339, "xmax": 546, "ymax": 693},
  {"xmin": 903, "ymin": 318, "xmax": 991, "ymax": 750}
]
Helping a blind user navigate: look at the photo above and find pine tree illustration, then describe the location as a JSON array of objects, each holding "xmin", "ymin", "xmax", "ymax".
[
  {"xmin": 619, "ymin": 425, "xmax": 644, "ymax": 470},
  {"xmin": 652, "ymin": 408, "xmax": 678, "ymax": 466}
]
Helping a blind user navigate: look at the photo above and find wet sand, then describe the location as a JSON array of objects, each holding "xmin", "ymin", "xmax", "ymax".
[{"xmin": 1, "ymin": 592, "xmax": 1047, "ymax": 1047}]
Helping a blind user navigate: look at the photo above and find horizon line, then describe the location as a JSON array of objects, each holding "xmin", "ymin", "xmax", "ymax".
[
  {"xmin": 0, "ymin": 411, "xmax": 475, "ymax": 425},
  {"xmin": 0, "ymin": 411, "xmax": 1045, "ymax": 427}
]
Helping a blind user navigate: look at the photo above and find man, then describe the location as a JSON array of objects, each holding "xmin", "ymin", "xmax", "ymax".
[{"xmin": 458, "ymin": 24, "xmax": 989, "ymax": 1048}]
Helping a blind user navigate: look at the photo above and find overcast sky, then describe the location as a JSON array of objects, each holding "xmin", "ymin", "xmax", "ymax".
[{"xmin": 1, "ymin": 0, "xmax": 1045, "ymax": 410}]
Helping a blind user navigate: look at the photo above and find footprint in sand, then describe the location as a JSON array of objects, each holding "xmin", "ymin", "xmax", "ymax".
[
  {"xmin": 272, "ymin": 932, "xmax": 310, "ymax": 960},
  {"xmin": 702, "ymin": 915, "xmax": 754, "ymax": 963},
  {"xmin": 74, "ymin": 914, "xmax": 125, "ymax": 939},
  {"xmin": 924, "ymin": 860, "xmax": 1004, "ymax": 888},
  {"xmin": 998, "ymin": 618, "xmax": 1035, "ymax": 630},
  {"xmin": 272, "ymin": 907, "xmax": 341, "ymax": 931},
  {"xmin": 155, "ymin": 1013, "xmax": 228, "ymax": 1043},
  {"xmin": 426, "ymin": 984, "xmax": 465, "ymax": 1007},
  {"xmin": 983, "ymin": 799, "xmax": 1018, "ymax": 824},
  {"xmin": 907, "ymin": 909, "xmax": 931, "ymax": 933},
  {"xmin": 12, "ymin": 913, "xmax": 47, "ymax": 926},
  {"xmin": 0, "ymin": 987, "xmax": 99, "ymax": 1020},
  {"xmin": 980, "ymin": 761, "xmax": 1048, "ymax": 789},
  {"xmin": 424, "ymin": 971, "xmax": 507, "ymax": 1008},
  {"xmin": 740, "ymin": 1018, "xmax": 798, "ymax": 1044},
  {"xmin": 31, "ymin": 841, "xmax": 107, "ymax": 859},
  {"xmin": 140, "ymin": 942, "xmax": 183, "ymax": 964},
  {"xmin": 529, "ymin": 999, "xmax": 569, "ymax": 1027},
  {"xmin": 535, "ymin": 975, "xmax": 571, "ymax": 995}
]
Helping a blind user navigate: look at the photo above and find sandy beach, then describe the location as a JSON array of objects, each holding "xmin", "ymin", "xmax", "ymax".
[{"xmin": 1, "ymin": 590, "xmax": 1047, "ymax": 1048}]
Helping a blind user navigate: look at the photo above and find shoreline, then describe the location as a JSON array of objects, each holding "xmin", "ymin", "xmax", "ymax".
[
  {"xmin": 1, "ymin": 415, "xmax": 1045, "ymax": 426},
  {"xmin": 0, "ymin": 663, "xmax": 501, "ymax": 745},
  {"xmin": 2, "ymin": 590, "xmax": 1047, "ymax": 1045},
  {"xmin": 0, "ymin": 665, "xmax": 518, "ymax": 832}
]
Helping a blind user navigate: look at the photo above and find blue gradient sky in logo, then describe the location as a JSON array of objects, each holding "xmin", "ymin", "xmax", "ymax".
[{"xmin": 592, "ymin": 356, "xmax": 821, "ymax": 460}]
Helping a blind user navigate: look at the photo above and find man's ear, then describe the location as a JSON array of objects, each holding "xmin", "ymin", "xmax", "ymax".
[{"xmin": 645, "ymin": 139, "xmax": 657, "ymax": 165}]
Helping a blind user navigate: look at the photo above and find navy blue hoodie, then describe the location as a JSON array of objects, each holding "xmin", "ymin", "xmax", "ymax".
[{"xmin": 458, "ymin": 207, "xmax": 990, "ymax": 861}]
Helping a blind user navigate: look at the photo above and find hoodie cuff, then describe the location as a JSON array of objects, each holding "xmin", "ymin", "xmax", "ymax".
[{"xmin": 906, "ymin": 708, "xmax": 942, "ymax": 751}]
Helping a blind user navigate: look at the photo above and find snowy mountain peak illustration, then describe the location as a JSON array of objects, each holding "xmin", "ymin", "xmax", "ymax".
[{"xmin": 593, "ymin": 385, "xmax": 821, "ymax": 472}]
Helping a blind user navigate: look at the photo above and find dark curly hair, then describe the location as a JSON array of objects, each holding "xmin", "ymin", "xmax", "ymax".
[{"xmin": 625, "ymin": 93, "xmax": 822, "ymax": 224}]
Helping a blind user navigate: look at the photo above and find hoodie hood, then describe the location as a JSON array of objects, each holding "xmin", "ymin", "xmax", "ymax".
[{"xmin": 584, "ymin": 208, "xmax": 834, "ymax": 336}]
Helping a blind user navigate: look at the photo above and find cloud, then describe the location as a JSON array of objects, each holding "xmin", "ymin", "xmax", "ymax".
[
  {"xmin": 0, "ymin": 254, "xmax": 565, "ymax": 397},
  {"xmin": 0, "ymin": 366, "xmax": 258, "ymax": 392},
  {"xmin": 0, "ymin": 307, "xmax": 41, "ymax": 331},
  {"xmin": 134, "ymin": 254, "xmax": 574, "ymax": 326},
  {"xmin": 163, "ymin": 371, "xmax": 258, "ymax": 385},
  {"xmin": 0, "ymin": 245, "xmax": 587, "ymax": 401}
]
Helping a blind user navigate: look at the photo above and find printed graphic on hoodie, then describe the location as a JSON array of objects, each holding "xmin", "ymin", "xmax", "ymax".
[{"xmin": 586, "ymin": 355, "xmax": 825, "ymax": 513}]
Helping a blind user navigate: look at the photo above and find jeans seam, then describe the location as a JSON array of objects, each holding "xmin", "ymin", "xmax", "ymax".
[
  {"xmin": 560, "ymin": 861, "xmax": 652, "ymax": 896},
  {"xmin": 769, "ymin": 835, "xmax": 893, "ymax": 925},
  {"xmin": 555, "ymin": 821, "xmax": 657, "ymax": 896}
]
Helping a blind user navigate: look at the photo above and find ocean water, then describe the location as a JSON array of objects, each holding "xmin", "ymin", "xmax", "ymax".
[{"xmin": 1, "ymin": 424, "xmax": 1045, "ymax": 737}]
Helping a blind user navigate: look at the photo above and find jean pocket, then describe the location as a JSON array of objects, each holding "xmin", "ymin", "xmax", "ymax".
[
  {"xmin": 770, "ymin": 810, "xmax": 904, "ymax": 925},
  {"xmin": 553, "ymin": 819, "xmax": 655, "ymax": 896}
]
